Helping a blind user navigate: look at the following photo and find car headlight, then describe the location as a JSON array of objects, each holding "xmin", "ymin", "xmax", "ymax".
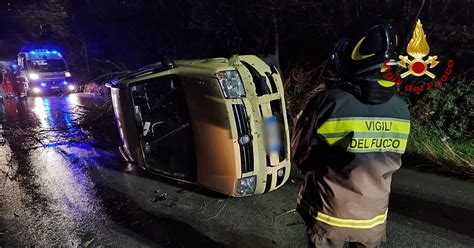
[
  {"xmin": 29, "ymin": 73, "xmax": 39, "ymax": 80},
  {"xmin": 235, "ymin": 175, "xmax": 256, "ymax": 196},
  {"xmin": 65, "ymin": 72, "xmax": 71, "ymax": 77},
  {"xmin": 68, "ymin": 85, "xmax": 75, "ymax": 91},
  {"xmin": 32, "ymin": 87, "xmax": 41, "ymax": 93},
  {"xmin": 217, "ymin": 70, "xmax": 245, "ymax": 98}
]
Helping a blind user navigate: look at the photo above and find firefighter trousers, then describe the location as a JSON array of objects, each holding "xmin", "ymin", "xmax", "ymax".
[{"xmin": 307, "ymin": 228, "xmax": 382, "ymax": 248}]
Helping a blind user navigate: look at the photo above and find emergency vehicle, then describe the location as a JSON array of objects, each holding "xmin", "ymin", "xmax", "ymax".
[{"xmin": 17, "ymin": 49, "xmax": 75, "ymax": 95}]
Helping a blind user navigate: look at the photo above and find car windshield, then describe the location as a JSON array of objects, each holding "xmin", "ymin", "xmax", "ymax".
[{"xmin": 27, "ymin": 59, "xmax": 67, "ymax": 72}]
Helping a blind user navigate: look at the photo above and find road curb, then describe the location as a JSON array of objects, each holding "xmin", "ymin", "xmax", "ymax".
[
  {"xmin": 391, "ymin": 168, "xmax": 474, "ymax": 237},
  {"xmin": 392, "ymin": 168, "xmax": 474, "ymax": 209}
]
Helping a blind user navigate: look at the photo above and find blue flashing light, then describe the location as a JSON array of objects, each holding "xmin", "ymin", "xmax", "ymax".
[
  {"xmin": 63, "ymin": 81, "xmax": 68, "ymax": 85},
  {"xmin": 41, "ymin": 82, "xmax": 47, "ymax": 87},
  {"xmin": 26, "ymin": 49, "xmax": 63, "ymax": 57}
]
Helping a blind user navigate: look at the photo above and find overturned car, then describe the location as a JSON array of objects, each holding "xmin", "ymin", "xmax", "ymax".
[{"xmin": 107, "ymin": 55, "xmax": 291, "ymax": 196}]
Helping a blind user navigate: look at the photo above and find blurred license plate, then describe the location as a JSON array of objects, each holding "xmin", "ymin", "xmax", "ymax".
[{"xmin": 265, "ymin": 116, "xmax": 282, "ymax": 153}]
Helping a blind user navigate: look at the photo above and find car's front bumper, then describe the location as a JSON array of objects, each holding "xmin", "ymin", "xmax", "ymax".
[
  {"xmin": 30, "ymin": 78, "xmax": 75, "ymax": 94},
  {"xmin": 228, "ymin": 93, "xmax": 291, "ymax": 196}
]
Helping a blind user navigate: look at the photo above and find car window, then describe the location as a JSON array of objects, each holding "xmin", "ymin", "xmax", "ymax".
[
  {"xmin": 130, "ymin": 75, "xmax": 197, "ymax": 180},
  {"xmin": 27, "ymin": 59, "xmax": 67, "ymax": 72}
]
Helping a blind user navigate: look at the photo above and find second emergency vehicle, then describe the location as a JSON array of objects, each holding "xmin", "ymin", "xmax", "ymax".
[{"xmin": 17, "ymin": 49, "xmax": 75, "ymax": 95}]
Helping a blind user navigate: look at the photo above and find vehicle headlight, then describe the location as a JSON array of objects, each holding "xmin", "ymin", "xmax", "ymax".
[
  {"xmin": 68, "ymin": 85, "xmax": 76, "ymax": 91},
  {"xmin": 217, "ymin": 70, "xmax": 245, "ymax": 98},
  {"xmin": 29, "ymin": 73, "xmax": 39, "ymax": 80},
  {"xmin": 65, "ymin": 72, "xmax": 71, "ymax": 77},
  {"xmin": 32, "ymin": 87, "xmax": 41, "ymax": 93},
  {"xmin": 235, "ymin": 175, "xmax": 256, "ymax": 196}
]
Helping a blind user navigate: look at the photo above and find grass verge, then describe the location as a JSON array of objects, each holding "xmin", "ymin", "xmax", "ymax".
[{"xmin": 403, "ymin": 122, "xmax": 474, "ymax": 181}]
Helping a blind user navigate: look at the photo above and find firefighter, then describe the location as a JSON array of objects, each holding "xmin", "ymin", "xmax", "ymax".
[
  {"xmin": 9, "ymin": 64, "xmax": 23, "ymax": 97},
  {"xmin": 291, "ymin": 17, "xmax": 410, "ymax": 247},
  {"xmin": 2, "ymin": 67, "xmax": 15, "ymax": 98}
]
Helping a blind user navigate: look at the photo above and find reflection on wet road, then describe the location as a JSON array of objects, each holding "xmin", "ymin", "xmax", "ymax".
[
  {"xmin": 0, "ymin": 94, "xmax": 221, "ymax": 247},
  {"xmin": 0, "ymin": 95, "xmax": 128, "ymax": 246}
]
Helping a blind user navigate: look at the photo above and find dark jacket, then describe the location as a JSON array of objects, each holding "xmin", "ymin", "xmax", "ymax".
[{"xmin": 292, "ymin": 82, "xmax": 410, "ymax": 243}]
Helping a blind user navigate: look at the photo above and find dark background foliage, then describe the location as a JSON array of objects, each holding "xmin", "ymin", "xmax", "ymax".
[{"xmin": 0, "ymin": 0, "xmax": 473, "ymax": 142}]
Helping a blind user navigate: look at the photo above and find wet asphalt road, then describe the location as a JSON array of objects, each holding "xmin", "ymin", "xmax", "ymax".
[{"xmin": 0, "ymin": 94, "xmax": 473, "ymax": 247}]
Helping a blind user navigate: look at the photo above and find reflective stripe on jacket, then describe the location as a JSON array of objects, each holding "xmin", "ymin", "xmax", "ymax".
[{"xmin": 292, "ymin": 86, "xmax": 410, "ymax": 243}]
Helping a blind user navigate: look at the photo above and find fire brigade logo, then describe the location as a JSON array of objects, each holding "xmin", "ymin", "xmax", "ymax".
[
  {"xmin": 382, "ymin": 19, "xmax": 454, "ymax": 93},
  {"xmin": 398, "ymin": 19, "xmax": 439, "ymax": 79}
]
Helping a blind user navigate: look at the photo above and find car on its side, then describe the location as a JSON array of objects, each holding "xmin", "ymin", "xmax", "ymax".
[{"xmin": 107, "ymin": 55, "xmax": 291, "ymax": 196}]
